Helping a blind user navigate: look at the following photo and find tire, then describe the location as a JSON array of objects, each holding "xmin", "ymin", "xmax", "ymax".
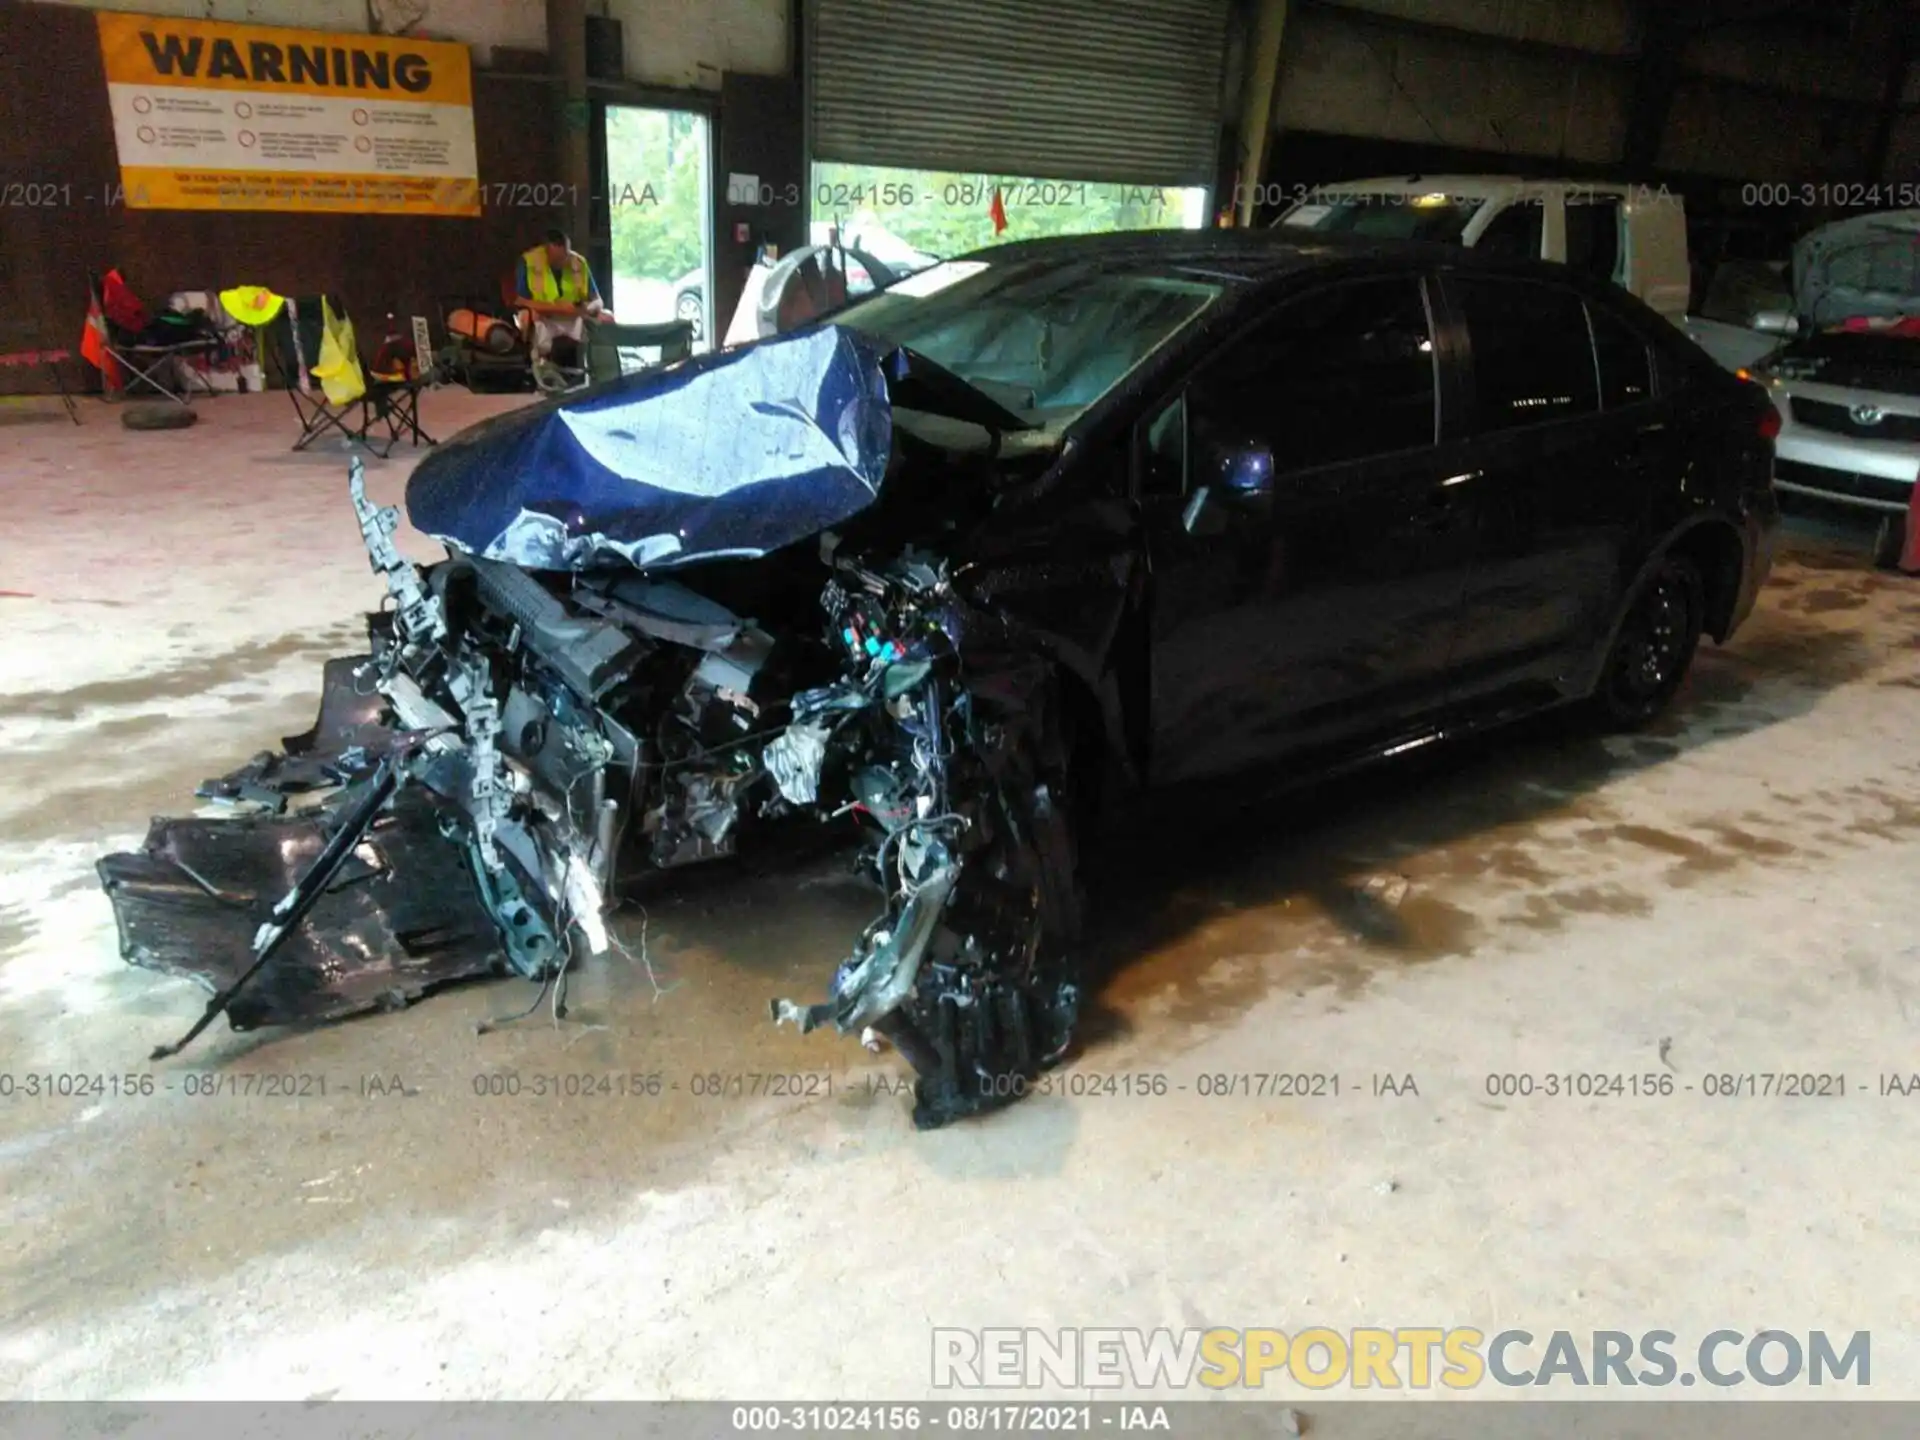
[
  {"xmin": 1593, "ymin": 554, "xmax": 1705, "ymax": 729},
  {"xmin": 120, "ymin": 402, "xmax": 197, "ymax": 430},
  {"xmin": 1872, "ymin": 511, "xmax": 1908, "ymax": 571},
  {"xmin": 675, "ymin": 290, "xmax": 703, "ymax": 340}
]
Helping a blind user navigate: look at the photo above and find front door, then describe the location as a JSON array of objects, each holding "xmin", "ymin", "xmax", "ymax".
[{"xmin": 1141, "ymin": 273, "xmax": 1480, "ymax": 785}]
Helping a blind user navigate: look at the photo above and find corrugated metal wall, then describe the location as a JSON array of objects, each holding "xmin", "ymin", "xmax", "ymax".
[
  {"xmin": 1271, "ymin": 0, "xmax": 1912, "ymax": 185},
  {"xmin": 809, "ymin": 0, "xmax": 1231, "ymax": 185}
]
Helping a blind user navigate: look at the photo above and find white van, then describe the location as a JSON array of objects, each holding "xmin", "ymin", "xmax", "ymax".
[{"xmin": 1277, "ymin": 175, "xmax": 1691, "ymax": 323}]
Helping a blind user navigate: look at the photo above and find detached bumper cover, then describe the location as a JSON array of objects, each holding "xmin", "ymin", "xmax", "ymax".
[{"xmin": 99, "ymin": 782, "xmax": 505, "ymax": 1030}]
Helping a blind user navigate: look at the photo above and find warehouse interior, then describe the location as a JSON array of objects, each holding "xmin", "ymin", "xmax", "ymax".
[{"xmin": 2, "ymin": 0, "xmax": 1919, "ymax": 1414}]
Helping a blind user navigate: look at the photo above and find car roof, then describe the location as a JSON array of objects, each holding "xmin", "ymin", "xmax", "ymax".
[{"xmin": 947, "ymin": 226, "xmax": 1613, "ymax": 293}]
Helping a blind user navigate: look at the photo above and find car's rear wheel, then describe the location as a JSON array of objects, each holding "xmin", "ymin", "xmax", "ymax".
[
  {"xmin": 1594, "ymin": 554, "xmax": 1705, "ymax": 729},
  {"xmin": 675, "ymin": 290, "xmax": 703, "ymax": 340},
  {"xmin": 1872, "ymin": 511, "xmax": 1908, "ymax": 571}
]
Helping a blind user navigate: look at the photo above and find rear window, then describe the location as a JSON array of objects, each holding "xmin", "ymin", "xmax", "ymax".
[
  {"xmin": 1450, "ymin": 275, "xmax": 1599, "ymax": 432},
  {"xmin": 1281, "ymin": 197, "xmax": 1482, "ymax": 244}
]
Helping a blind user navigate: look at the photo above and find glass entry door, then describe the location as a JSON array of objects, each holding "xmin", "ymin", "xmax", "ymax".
[{"xmin": 605, "ymin": 105, "xmax": 712, "ymax": 353}]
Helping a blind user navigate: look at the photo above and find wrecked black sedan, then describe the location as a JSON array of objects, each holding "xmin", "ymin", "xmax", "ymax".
[{"xmin": 100, "ymin": 231, "xmax": 1778, "ymax": 1127}]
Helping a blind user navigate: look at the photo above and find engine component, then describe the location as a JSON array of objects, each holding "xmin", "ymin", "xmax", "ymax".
[
  {"xmin": 467, "ymin": 555, "xmax": 643, "ymax": 700},
  {"xmin": 763, "ymin": 720, "xmax": 830, "ymax": 806}
]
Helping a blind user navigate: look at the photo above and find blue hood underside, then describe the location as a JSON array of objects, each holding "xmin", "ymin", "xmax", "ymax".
[{"xmin": 406, "ymin": 324, "xmax": 895, "ymax": 572}]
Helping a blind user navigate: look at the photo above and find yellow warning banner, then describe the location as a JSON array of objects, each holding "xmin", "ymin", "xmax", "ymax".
[{"xmin": 97, "ymin": 12, "xmax": 478, "ymax": 215}]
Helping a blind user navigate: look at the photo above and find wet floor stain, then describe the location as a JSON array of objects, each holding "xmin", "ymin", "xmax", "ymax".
[
  {"xmin": 86, "ymin": 714, "xmax": 177, "ymax": 743},
  {"xmin": 1597, "ymin": 823, "xmax": 1713, "ymax": 860},
  {"xmin": 1841, "ymin": 789, "xmax": 1920, "ymax": 842},
  {"xmin": 0, "ymin": 623, "xmax": 365, "ymax": 722},
  {"xmin": 3, "ymin": 530, "xmax": 1916, "ymax": 1335},
  {"xmin": 0, "ymin": 900, "xmax": 34, "ymax": 962},
  {"xmin": 1793, "ymin": 588, "xmax": 1872, "ymax": 616},
  {"xmin": 1596, "ymin": 822, "xmax": 1742, "ymax": 886},
  {"xmin": 0, "ymin": 694, "xmax": 323, "ymax": 847},
  {"xmin": 0, "ymin": 851, "xmax": 898, "ymax": 1331},
  {"xmin": 1510, "ymin": 885, "xmax": 1655, "ymax": 933},
  {"xmin": 1701, "ymin": 822, "xmax": 1798, "ymax": 861}
]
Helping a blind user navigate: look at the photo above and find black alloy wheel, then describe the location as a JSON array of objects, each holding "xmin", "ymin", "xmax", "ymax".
[{"xmin": 1597, "ymin": 554, "xmax": 1705, "ymax": 728}]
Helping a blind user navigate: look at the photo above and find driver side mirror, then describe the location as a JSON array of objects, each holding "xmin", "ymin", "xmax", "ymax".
[
  {"xmin": 1751, "ymin": 309, "xmax": 1800, "ymax": 337},
  {"xmin": 1182, "ymin": 443, "xmax": 1275, "ymax": 536}
]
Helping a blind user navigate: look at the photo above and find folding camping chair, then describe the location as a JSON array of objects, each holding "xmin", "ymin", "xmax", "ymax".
[
  {"xmin": 530, "ymin": 318, "xmax": 592, "ymax": 395},
  {"xmin": 86, "ymin": 269, "xmax": 220, "ymax": 405},
  {"xmin": 267, "ymin": 296, "xmax": 435, "ymax": 459},
  {"xmin": 0, "ymin": 319, "xmax": 80, "ymax": 423},
  {"xmin": 585, "ymin": 319, "xmax": 696, "ymax": 384}
]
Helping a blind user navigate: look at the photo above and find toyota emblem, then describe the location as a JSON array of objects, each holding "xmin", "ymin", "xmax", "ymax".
[{"xmin": 1851, "ymin": 404, "xmax": 1886, "ymax": 426}]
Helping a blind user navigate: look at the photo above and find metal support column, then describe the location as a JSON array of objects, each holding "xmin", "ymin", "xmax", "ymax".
[{"xmin": 1236, "ymin": 0, "xmax": 1291, "ymax": 226}]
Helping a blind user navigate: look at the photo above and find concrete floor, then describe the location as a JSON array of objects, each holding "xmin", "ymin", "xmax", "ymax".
[{"xmin": 1, "ymin": 390, "xmax": 1918, "ymax": 1401}]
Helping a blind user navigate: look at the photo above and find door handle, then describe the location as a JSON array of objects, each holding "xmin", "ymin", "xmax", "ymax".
[
  {"xmin": 1426, "ymin": 471, "xmax": 1481, "ymax": 505},
  {"xmin": 1412, "ymin": 472, "xmax": 1479, "ymax": 528}
]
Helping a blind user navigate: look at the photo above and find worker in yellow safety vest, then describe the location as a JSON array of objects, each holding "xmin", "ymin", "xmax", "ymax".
[{"xmin": 515, "ymin": 227, "xmax": 613, "ymax": 381}]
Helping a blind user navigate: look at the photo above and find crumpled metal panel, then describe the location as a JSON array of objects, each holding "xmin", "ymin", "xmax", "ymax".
[
  {"xmin": 406, "ymin": 324, "xmax": 895, "ymax": 572},
  {"xmin": 96, "ymin": 788, "xmax": 505, "ymax": 1030},
  {"xmin": 195, "ymin": 654, "xmax": 394, "ymax": 809}
]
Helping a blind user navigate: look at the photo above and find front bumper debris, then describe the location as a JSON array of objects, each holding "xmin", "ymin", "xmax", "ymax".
[{"xmin": 97, "ymin": 458, "xmax": 1083, "ymax": 1126}]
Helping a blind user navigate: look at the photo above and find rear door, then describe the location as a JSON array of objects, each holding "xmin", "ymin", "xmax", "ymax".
[
  {"xmin": 1438, "ymin": 272, "xmax": 1665, "ymax": 705},
  {"xmin": 1140, "ymin": 272, "xmax": 1483, "ymax": 784}
]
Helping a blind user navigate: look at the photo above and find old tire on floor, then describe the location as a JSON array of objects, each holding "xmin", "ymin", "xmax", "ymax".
[
  {"xmin": 1595, "ymin": 553, "xmax": 1705, "ymax": 729},
  {"xmin": 121, "ymin": 402, "xmax": 196, "ymax": 431}
]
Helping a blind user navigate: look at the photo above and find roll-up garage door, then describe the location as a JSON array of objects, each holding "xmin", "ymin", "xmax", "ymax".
[{"xmin": 809, "ymin": 0, "xmax": 1230, "ymax": 187}]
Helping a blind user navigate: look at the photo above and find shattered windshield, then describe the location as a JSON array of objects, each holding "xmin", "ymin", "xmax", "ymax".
[{"xmin": 832, "ymin": 258, "xmax": 1221, "ymax": 424}]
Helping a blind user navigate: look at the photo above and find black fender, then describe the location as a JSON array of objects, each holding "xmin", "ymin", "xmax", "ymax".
[{"xmin": 1573, "ymin": 514, "xmax": 1749, "ymax": 698}]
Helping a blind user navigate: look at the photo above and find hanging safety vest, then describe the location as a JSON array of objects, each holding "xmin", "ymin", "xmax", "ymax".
[{"xmin": 522, "ymin": 245, "xmax": 589, "ymax": 304}]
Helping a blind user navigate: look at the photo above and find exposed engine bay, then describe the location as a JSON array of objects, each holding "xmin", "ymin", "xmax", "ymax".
[{"xmin": 98, "ymin": 326, "xmax": 1093, "ymax": 1128}]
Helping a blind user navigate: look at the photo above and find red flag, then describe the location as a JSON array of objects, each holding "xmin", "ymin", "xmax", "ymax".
[
  {"xmin": 989, "ymin": 185, "xmax": 1008, "ymax": 235},
  {"xmin": 79, "ymin": 291, "xmax": 122, "ymax": 390},
  {"xmin": 79, "ymin": 293, "xmax": 108, "ymax": 371}
]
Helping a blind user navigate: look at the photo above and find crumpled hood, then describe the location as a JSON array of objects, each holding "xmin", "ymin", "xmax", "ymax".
[
  {"xmin": 1793, "ymin": 210, "xmax": 1920, "ymax": 328},
  {"xmin": 407, "ymin": 324, "xmax": 894, "ymax": 572}
]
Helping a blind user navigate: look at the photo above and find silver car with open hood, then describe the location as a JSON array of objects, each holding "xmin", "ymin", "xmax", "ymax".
[{"xmin": 1751, "ymin": 209, "xmax": 1920, "ymax": 565}]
